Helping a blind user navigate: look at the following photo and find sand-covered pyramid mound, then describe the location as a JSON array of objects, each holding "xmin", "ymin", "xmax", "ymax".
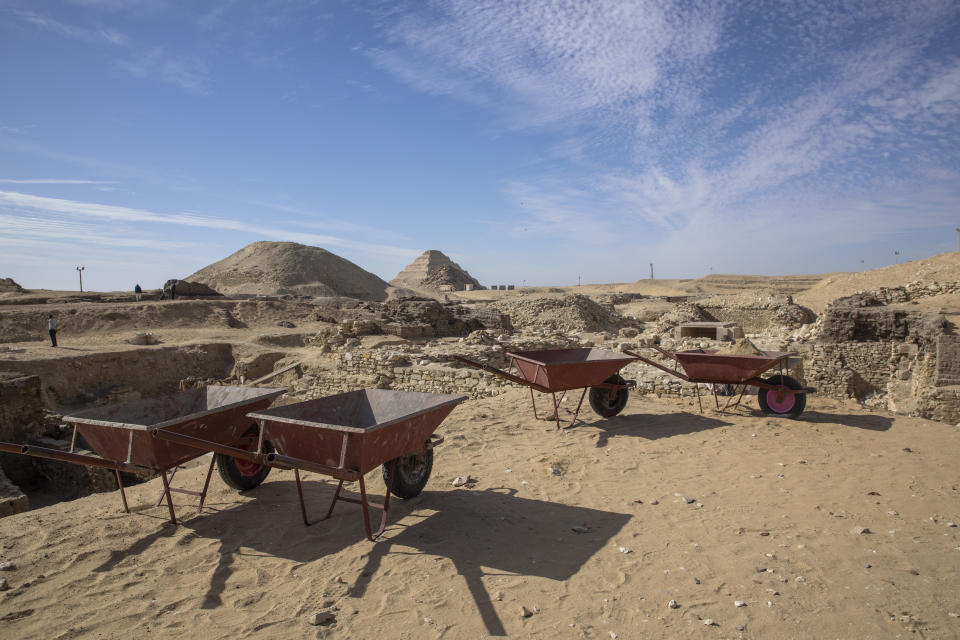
[
  {"xmin": 0, "ymin": 277, "xmax": 25, "ymax": 293},
  {"xmin": 187, "ymin": 241, "xmax": 389, "ymax": 300},
  {"xmin": 390, "ymin": 250, "xmax": 483, "ymax": 291}
]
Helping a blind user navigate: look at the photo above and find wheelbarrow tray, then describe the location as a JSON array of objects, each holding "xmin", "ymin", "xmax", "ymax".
[
  {"xmin": 507, "ymin": 348, "xmax": 637, "ymax": 392},
  {"xmin": 62, "ymin": 386, "xmax": 286, "ymax": 470},
  {"xmin": 673, "ymin": 349, "xmax": 794, "ymax": 384},
  {"xmin": 247, "ymin": 389, "xmax": 467, "ymax": 475}
]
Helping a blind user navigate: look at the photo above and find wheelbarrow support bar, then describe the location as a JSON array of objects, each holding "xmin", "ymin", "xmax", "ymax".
[
  {"xmin": 453, "ymin": 356, "xmax": 553, "ymax": 393},
  {"xmin": 0, "ymin": 441, "xmax": 154, "ymax": 475},
  {"xmin": 151, "ymin": 428, "xmax": 270, "ymax": 465}
]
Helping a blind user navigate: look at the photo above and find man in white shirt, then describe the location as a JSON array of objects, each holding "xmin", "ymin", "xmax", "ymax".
[{"xmin": 48, "ymin": 314, "xmax": 58, "ymax": 347}]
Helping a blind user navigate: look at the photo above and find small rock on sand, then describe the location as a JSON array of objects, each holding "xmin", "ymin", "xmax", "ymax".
[
  {"xmin": 851, "ymin": 526, "xmax": 871, "ymax": 535},
  {"xmin": 520, "ymin": 606, "xmax": 533, "ymax": 618},
  {"xmin": 308, "ymin": 612, "xmax": 336, "ymax": 626},
  {"xmin": 0, "ymin": 562, "xmax": 14, "ymax": 571},
  {"xmin": 452, "ymin": 476, "xmax": 470, "ymax": 487},
  {"xmin": 668, "ymin": 600, "xmax": 679, "ymax": 609}
]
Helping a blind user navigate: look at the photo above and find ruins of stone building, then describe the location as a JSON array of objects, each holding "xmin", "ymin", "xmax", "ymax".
[{"xmin": 802, "ymin": 289, "xmax": 959, "ymax": 424}]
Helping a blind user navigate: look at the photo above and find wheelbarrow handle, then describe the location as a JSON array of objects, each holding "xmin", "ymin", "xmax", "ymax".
[{"xmin": 453, "ymin": 356, "xmax": 552, "ymax": 392}]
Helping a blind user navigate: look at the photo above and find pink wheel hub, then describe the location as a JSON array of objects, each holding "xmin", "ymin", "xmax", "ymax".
[
  {"xmin": 233, "ymin": 442, "xmax": 263, "ymax": 477},
  {"xmin": 767, "ymin": 387, "xmax": 797, "ymax": 413}
]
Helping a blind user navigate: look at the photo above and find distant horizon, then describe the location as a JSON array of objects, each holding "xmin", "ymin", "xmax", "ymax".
[
  {"xmin": 2, "ymin": 2, "xmax": 959, "ymax": 290},
  {"xmin": 5, "ymin": 241, "xmax": 955, "ymax": 294}
]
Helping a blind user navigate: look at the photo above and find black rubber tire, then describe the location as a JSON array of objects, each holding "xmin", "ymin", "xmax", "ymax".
[
  {"xmin": 382, "ymin": 448, "xmax": 434, "ymax": 499},
  {"xmin": 757, "ymin": 375, "xmax": 806, "ymax": 419},
  {"xmin": 216, "ymin": 440, "xmax": 273, "ymax": 491},
  {"xmin": 588, "ymin": 374, "xmax": 630, "ymax": 418}
]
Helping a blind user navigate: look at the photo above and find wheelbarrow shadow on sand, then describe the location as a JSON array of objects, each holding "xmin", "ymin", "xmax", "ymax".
[
  {"xmin": 91, "ymin": 474, "xmax": 411, "ymax": 608},
  {"xmin": 350, "ymin": 487, "xmax": 632, "ymax": 636},
  {"xmin": 584, "ymin": 411, "xmax": 734, "ymax": 448}
]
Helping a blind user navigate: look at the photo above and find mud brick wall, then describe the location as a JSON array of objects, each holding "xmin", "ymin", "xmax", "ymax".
[
  {"xmin": 0, "ymin": 372, "xmax": 46, "ymax": 486},
  {"xmin": 918, "ymin": 387, "xmax": 960, "ymax": 425},
  {"xmin": 303, "ymin": 350, "xmax": 512, "ymax": 399},
  {"xmin": 805, "ymin": 342, "xmax": 897, "ymax": 399},
  {"xmin": 0, "ymin": 343, "xmax": 236, "ymax": 409},
  {"xmin": 935, "ymin": 335, "xmax": 960, "ymax": 386}
]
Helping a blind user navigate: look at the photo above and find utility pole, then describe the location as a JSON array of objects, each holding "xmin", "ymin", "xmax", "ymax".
[
  {"xmin": 76, "ymin": 266, "xmax": 85, "ymax": 292},
  {"xmin": 649, "ymin": 263, "xmax": 654, "ymax": 279},
  {"xmin": 894, "ymin": 251, "xmax": 900, "ymax": 265},
  {"xmin": 578, "ymin": 274, "xmax": 581, "ymax": 287}
]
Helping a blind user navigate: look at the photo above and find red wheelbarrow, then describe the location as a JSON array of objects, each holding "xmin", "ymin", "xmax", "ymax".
[
  {"xmin": 624, "ymin": 344, "xmax": 814, "ymax": 418},
  {"xmin": 0, "ymin": 386, "xmax": 285, "ymax": 523},
  {"xmin": 154, "ymin": 389, "xmax": 467, "ymax": 541},
  {"xmin": 455, "ymin": 348, "xmax": 636, "ymax": 428}
]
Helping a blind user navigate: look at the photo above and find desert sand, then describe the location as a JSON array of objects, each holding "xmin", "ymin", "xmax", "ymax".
[
  {"xmin": 2, "ymin": 245, "xmax": 960, "ymax": 639},
  {"xmin": 1, "ymin": 388, "xmax": 959, "ymax": 639}
]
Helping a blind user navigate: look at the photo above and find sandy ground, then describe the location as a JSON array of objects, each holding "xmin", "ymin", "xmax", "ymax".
[{"xmin": 1, "ymin": 388, "xmax": 959, "ymax": 639}]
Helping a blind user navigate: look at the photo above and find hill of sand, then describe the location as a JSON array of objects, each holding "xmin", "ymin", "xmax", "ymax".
[
  {"xmin": 795, "ymin": 251, "xmax": 960, "ymax": 313},
  {"xmin": 2, "ymin": 390, "xmax": 959, "ymax": 639},
  {"xmin": 187, "ymin": 242, "xmax": 390, "ymax": 300}
]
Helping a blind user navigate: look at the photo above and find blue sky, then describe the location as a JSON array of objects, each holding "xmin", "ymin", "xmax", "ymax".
[{"xmin": 1, "ymin": 0, "xmax": 959, "ymax": 291}]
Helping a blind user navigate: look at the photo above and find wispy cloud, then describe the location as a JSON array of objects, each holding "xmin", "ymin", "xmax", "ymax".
[
  {"xmin": 375, "ymin": 0, "xmax": 960, "ymax": 268},
  {"xmin": 0, "ymin": 179, "xmax": 117, "ymax": 185},
  {"xmin": 12, "ymin": 9, "xmax": 129, "ymax": 46},
  {"xmin": 115, "ymin": 47, "xmax": 210, "ymax": 92},
  {"xmin": 0, "ymin": 190, "xmax": 418, "ymax": 259},
  {"xmin": 8, "ymin": 7, "xmax": 210, "ymax": 92}
]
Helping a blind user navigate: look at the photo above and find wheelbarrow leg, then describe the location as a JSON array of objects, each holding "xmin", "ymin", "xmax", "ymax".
[
  {"xmin": 157, "ymin": 466, "xmax": 178, "ymax": 506},
  {"xmin": 114, "ymin": 469, "xmax": 129, "ymax": 513},
  {"xmin": 294, "ymin": 469, "xmax": 317, "ymax": 526},
  {"xmin": 695, "ymin": 384, "xmax": 703, "ymax": 414},
  {"xmin": 358, "ymin": 468, "xmax": 393, "ymax": 541},
  {"xmin": 565, "ymin": 388, "xmax": 587, "ymax": 429},
  {"xmin": 320, "ymin": 467, "xmax": 394, "ymax": 541},
  {"xmin": 196, "ymin": 454, "xmax": 216, "ymax": 513},
  {"xmin": 528, "ymin": 387, "xmax": 539, "ymax": 420},
  {"xmin": 159, "ymin": 470, "xmax": 178, "ymax": 524}
]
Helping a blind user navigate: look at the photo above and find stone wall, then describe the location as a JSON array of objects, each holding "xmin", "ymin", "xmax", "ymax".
[
  {"xmin": 918, "ymin": 387, "xmax": 960, "ymax": 425},
  {"xmin": 804, "ymin": 342, "xmax": 897, "ymax": 398},
  {"xmin": 0, "ymin": 343, "xmax": 235, "ymax": 409},
  {"xmin": 301, "ymin": 349, "xmax": 513, "ymax": 400},
  {"xmin": 0, "ymin": 372, "xmax": 45, "ymax": 489},
  {"xmin": 934, "ymin": 335, "xmax": 960, "ymax": 386}
]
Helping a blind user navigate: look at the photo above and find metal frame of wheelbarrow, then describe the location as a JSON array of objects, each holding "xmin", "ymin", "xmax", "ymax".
[
  {"xmin": 455, "ymin": 348, "xmax": 636, "ymax": 428},
  {"xmin": 623, "ymin": 345, "xmax": 815, "ymax": 415},
  {"xmin": 155, "ymin": 389, "xmax": 466, "ymax": 541},
  {"xmin": 0, "ymin": 386, "xmax": 285, "ymax": 524}
]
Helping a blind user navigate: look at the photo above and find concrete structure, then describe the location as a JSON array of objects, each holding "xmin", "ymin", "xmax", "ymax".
[{"xmin": 675, "ymin": 321, "xmax": 744, "ymax": 341}]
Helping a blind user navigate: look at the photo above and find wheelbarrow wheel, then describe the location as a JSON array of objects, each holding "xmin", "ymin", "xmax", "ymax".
[
  {"xmin": 383, "ymin": 448, "xmax": 434, "ymax": 499},
  {"xmin": 588, "ymin": 374, "xmax": 630, "ymax": 418},
  {"xmin": 758, "ymin": 375, "xmax": 806, "ymax": 418},
  {"xmin": 216, "ymin": 440, "xmax": 274, "ymax": 491}
]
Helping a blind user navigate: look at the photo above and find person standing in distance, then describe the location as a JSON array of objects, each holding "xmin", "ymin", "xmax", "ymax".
[
  {"xmin": 134, "ymin": 283, "xmax": 142, "ymax": 302},
  {"xmin": 48, "ymin": 314, "xmax": 58, "ymax": 347}
]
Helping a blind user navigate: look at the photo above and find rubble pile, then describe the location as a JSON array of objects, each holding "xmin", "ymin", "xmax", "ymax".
[{"xmin": 492, "ymin": 294, "xmax": 623, "ymax": 333}]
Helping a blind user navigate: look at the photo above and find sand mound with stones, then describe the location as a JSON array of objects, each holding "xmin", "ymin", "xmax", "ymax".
[
  {"xmin": 492, "ymin": 294, "xmax": 622, "ymax": 332},
  {"xmin": 716, "ymin": 337, "xmax": 765, "ymax": 356},
  {"xmin": 796, "ymin": 251, "xmax": 960, "ymax": 313},
  {"xmin": 187, "ymin": 242, "xmax": 389, "ymax": 300}
]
